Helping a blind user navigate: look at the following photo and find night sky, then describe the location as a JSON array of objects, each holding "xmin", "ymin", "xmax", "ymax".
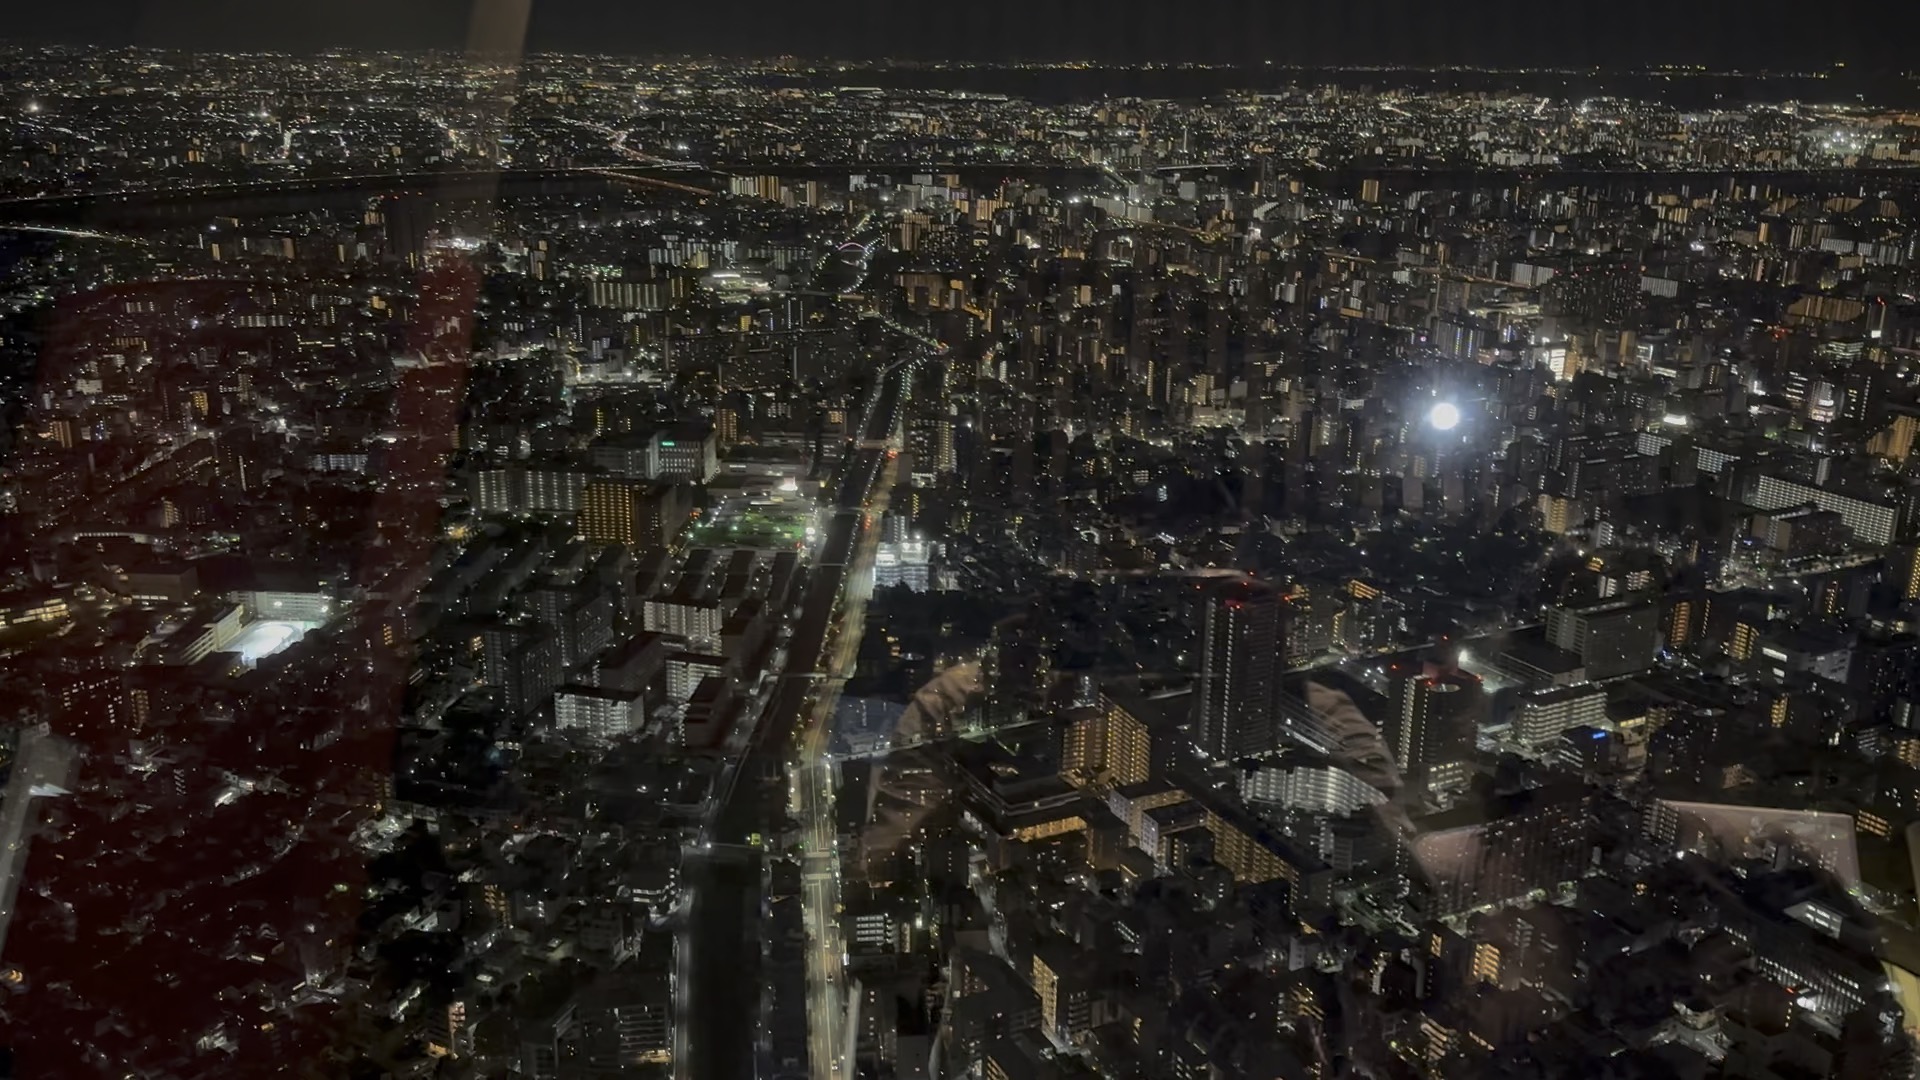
[{"xmin": 3, "ymin": 0, "xmax": 1918, "ymax": 70}]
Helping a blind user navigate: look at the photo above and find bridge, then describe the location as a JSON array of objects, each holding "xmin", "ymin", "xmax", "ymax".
[
  {"xmin": 0, "ymin": 222, "xmax": 149, "ymax": 246},
  {"xmin": 580, "ymin": 167, "xmax": 720, "ymax": 199},
  {"xmin": 0, "ymin": 166, "xmax": 721, "ymax": 229}
]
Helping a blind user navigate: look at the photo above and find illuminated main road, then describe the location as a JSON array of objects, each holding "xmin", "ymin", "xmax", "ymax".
[
  {"xmin": 796, "ymin": 463, "xmax": 893, "ymax": 1079},
  {"xmin": 674, "ymin": 195, "xmax": 932, "ymax": 1079},
  {"xmin": 678, "ymin": 345, "xmax": 917, "ymax": 1080},
  {"xmin": 794, "ymin": 381, "xmax": 905, "ymax": 1080}
]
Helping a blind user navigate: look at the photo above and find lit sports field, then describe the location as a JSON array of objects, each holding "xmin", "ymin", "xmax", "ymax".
[
  {"xmin": 231, "ymin": 619, "xmax": 321, "ymax": 664},
  {"xmin": 685, "ymin": 495, "xmax": 815, "ymax": 550}
]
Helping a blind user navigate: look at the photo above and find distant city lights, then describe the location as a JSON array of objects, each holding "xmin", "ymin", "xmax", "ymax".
[{"xmin": 5, "ymin": 48, "xmax": 1914, "ymax": 1076}]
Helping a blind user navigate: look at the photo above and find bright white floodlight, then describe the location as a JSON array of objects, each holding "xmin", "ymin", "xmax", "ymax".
[{"xmin": 1428, "ymin": 402, "xmax": 1461, "ymax": 431}]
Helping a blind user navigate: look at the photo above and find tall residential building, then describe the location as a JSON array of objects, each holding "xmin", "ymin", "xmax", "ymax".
[
  {"xmin": 1408, "ymin": 785, "xmax": 1595, "ymax": 918},
  {"xmin": 523, "ymin": 582, "xmax": 615, "ymax": 669},
  {"xmin": 1386, "ymin": 668, "xmax": 1481, "ymax": 792},
  {"xmin": 579, "ymin": 481, "xmax": 692, "ymax": 550},
  {"xmin": 1894, "ymin": 543, "xmax": 1920, "ymax": 602},
  {"xmin": 713, "ymin": 396, "xmax": 743, "ymax": 449},
  {"xmin": 643, "ymin": 595, "xmax": 724, "ymax": 652},
  {"xmin": 1199, "ymin": 801, "xmax": 1331, "ymax": 905},
  {"xmin": 1545, "ymin": 600, "xmax": 1658, "ymax": 680},
  {"xmin": 588, "ymin": 435, "xmax": 653, "ymax": 478},
  {"xmin": 475, "ymin": 622, "xmax": 563, "ymax": 716},
  {"xmin": 1664, "ymin": 593, "xmax": 1701, "ymax": 649},
  {"xmin": 1510, "ymin": 684, "xmax": 1608, "ymax": 747},
  {"xmin": 1742, "ymin": 472, "xmax": 1896, "ymax": 546},
  {"xmin": 1537, "ymin": 493, "xmax": 1580, "ymax": 535},
  {"xmin": 554, "ymin": 686, "xmax": 646, "ymax": 745},
  {"xmin": 1193, "ymin": 580, "xmax": 1286, "ymax": 761},
  {"xmin": 910, "ymin": 415, "xmax": 956, "ymax": 477},
  {"xmin": 1062, "ymin": 694, "xmax": 1152, "ymax": 787},
  {"xmin": 1238, "ymin": 763, "xmax": 1386, "ymax": 815},
  {"xmin": 472, "ymin": 465, "xmax": 590, "ymax": 517},
  {"xmin": 1030, "ymin": 942, "xmax": 1094, "ymax": 1046},
  {"xmin": 580, "ymin": 480, "xmax": 649, "ymax": 547}
]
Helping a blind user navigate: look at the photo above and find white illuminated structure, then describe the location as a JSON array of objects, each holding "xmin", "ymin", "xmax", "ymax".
[
  {"xmin": 1427, "ymin": 401, "xmax": 1462, "ymax": 431},
  {"xmin": 873, "ymin": 539, "xmax": 931, "ymax": 592}
]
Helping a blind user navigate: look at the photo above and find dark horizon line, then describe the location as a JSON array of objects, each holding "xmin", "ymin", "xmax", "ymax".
[{"xmin": 0, "ymin": 41, "xmax": 1903, "ymax": 80}]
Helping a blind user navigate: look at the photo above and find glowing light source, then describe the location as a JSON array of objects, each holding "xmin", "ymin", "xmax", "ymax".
[
  {"xmin": 232, "ymin": 620, "xmax": 308, "ymax": 663},
  {"xmin": 1428, "ymin": 402, "xmax": 1462, "ymax": 431}
]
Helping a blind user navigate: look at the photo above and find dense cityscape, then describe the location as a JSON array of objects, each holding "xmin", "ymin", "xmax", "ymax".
[{"xmin": 5, "ymin": 43, "xmax": 1920, "ymax": 1080}]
